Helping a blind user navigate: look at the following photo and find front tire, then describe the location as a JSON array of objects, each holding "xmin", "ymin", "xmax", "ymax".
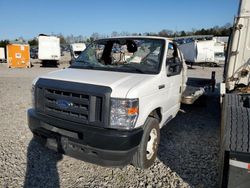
[{"xmin": 132, "ymin": 117, "xmax": 160, "ymax": 169}]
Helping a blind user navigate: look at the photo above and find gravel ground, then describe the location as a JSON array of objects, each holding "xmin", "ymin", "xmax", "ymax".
[{"xmin": 0, "ymin": 62, "xmax": 223, "ymax": 188}]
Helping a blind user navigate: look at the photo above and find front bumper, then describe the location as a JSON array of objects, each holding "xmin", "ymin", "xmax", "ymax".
[{"xmin": 27, "ymin": 109, "xmax": 143, "ymax": 167}]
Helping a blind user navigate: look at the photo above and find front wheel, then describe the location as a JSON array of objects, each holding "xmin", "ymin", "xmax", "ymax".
[{"xmin": 132, "ymin": 117, "xmax": 160, "ymax": 169}]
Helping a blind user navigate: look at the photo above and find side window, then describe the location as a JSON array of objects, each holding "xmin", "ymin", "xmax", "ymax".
[{"xmin": 166, "ymin": 43, "xmax": 182, "ymax": 76}]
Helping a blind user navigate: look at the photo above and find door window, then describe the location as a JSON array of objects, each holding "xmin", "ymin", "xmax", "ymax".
[{"xmin": 166, "ymin": 43, "xmax": 182, "ymax": 76}]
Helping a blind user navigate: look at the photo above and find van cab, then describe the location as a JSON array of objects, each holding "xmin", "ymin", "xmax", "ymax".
[{"xmin": 28, "ymin": 36, "xmax": 187, "ymax": 168}]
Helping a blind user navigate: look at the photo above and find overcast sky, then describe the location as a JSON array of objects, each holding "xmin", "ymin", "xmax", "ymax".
[{"xmin": 0, "ymin": 0, "xmax": 238, "ymax": 40}]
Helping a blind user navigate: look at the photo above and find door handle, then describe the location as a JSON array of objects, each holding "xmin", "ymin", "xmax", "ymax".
[{"xmin": 158, "ymin": 84, "xmax": 165, "ymax": 89}]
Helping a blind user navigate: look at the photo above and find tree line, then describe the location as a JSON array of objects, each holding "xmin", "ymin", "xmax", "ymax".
[{"xmin": 0, "ymin": 23, "xmax": 232, "ymax": 47}]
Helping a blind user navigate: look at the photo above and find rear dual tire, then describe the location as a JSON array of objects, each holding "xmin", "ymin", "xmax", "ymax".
[{"xmin": 219, "ymin": 94, "xmax": 250, "ymax": 187}]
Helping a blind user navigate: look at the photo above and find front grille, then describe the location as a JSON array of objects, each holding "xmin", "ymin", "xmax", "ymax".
[
  {"xmin": 35, "ymin": 78, "xmax": 111, "ymax": 127},
  {"xmin": 44, "ymin": 88, "xmax": 91, "ymax": 123}
]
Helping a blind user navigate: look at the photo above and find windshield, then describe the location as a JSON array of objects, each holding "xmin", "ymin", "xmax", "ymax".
[{"xmin": 70, "ymin": 38, "xmax": 165, "ymax": 74}]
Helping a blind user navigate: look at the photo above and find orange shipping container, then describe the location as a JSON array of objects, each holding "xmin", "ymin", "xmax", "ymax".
[{"xmin": 7, "ymin": 44, "xmax": 31, "ymax": 68}]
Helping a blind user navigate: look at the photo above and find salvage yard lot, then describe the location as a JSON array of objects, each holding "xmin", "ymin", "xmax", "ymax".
[{"xmin": 0, "ymin": 63, "xmax": 223, "ymax": 187}]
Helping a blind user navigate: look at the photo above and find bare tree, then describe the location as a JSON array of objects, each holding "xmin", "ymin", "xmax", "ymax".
[
  {"xmin": 120, "ymin": 31, "xmax": 130, "ymax": 36},
  {"xmin": 111, "ymin": 31, "xmax": 119, "ymax": 37},
  {"xmin": 91, "ymin": 32, "xmax": 100, "ymax": 40}
]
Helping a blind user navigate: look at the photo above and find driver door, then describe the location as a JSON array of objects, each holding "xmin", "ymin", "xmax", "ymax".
[{"xmin": 165, "ymin": 42, "xmax": 183, "ymax": 113}]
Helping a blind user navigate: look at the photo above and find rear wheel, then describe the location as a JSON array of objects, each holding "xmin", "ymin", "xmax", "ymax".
[{"xmin": 132, "ymin": 117, "xmax": 160, "ymax": 169}]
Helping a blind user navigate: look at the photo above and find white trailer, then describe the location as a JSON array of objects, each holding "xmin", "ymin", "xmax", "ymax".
[
  {"xmin": 214, "ymin": 42, "xmax": 225, "ymax": 64},
  {"xmin": 179, "ymin": 40, "xmax": 215, "ymax": 63},
  {"xmin": 70, "ymin": 43, "xmax": 86, "ymax": 60},
  {"xmin": 0, "ymin": 47, "xmax": 5, "ymax": 62},
  {"xmin": 220, "ymin": 0, "xmax": 250, "ymax": 186},
  {"xmin": 38, "ymin": 35, "xmax": 60, "ymax": 66}
]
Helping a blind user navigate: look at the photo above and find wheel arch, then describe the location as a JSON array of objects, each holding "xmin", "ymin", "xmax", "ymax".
[
  {"xmin": 139, "ymin": 107, "xmax": 162, "ymax": 130},
  {"xmin": 149, "ymin": 107, "xmax": 162, "ymax": 123}
]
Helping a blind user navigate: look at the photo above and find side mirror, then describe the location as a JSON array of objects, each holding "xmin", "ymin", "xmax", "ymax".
[{"xmin": 166, "ymin": 60, "xmax": 182, "ymax": 77}]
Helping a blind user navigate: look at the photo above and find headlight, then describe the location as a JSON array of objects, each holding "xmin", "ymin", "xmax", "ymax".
[
  {"xmin": 110, "ymin": 98, "xmax": 139, "ymax": 130},
  {"xmin": 31, "ymin": 84, "xmax": 35, "ymax": 108}
]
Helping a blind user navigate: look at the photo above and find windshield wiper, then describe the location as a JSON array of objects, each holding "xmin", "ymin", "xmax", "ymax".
[
  {"xmin": 121, "ymin": 64, "xmax": 145, "ymax": 73},
  {"xmin": 70, "ymin": 63, "xmax": 97, "ymax": 69}
]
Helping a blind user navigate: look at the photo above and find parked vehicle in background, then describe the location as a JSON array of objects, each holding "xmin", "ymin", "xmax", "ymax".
[
  {"xmin": 7, "ymin": 43, "xmax": 30, "ymax": 68},
  {"xmin": 70, "ymin": 43, "xmax": 86, "ymax": 63},
  {"xmin": 178, "ymin": 40, "xmax": 215, "ymax": 64},
  {"xmin": 28, "ymin": 36, "xmax": 214, "ymax": 169},
  {"xmin": 220, "ymin": 0, "xmax": 250, "ymax": 187},
  {"xmin": 30, "ymin": 47, "xmax": 38, "ymax": 59},
  {"xmin": 38, "ymin": 34, "xmax": 60, "ymax": 66},
  {"xmin": 0, "ymin": 47, "xmax": 5, "ymax": 63},
  {"xmin": 177, "ymin": 37, "xmax": 227, "ymax": 67}
]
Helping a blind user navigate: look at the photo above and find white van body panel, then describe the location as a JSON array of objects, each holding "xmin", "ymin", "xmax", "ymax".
[
  {"xmin": 38, "ymin": 36, "xmax": 60, "ymax": 60},
  {"xmin": 0, "ymin": 47, "xmax": 5, "ymax": 60},
  {"xmin": 179, "ymin": 40, "xmax": 215, "ymax": 63},
  {"xmin": 225, "ymin": 0, "xmax": 250, "ymax": 90},
  {"xmin": 39, "ymin": 68, "xmax": 154, "ymax": 99}
]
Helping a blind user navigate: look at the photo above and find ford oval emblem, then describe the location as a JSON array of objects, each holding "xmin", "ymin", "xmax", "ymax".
[{"xmin": 56, "ymin": 99, "xmax": 73, "ymax": 109}]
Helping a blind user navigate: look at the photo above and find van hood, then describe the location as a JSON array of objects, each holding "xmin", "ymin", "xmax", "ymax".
[{"xmin": 39, "ymin": 68, "xmax": 154, "ymax": 98}]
